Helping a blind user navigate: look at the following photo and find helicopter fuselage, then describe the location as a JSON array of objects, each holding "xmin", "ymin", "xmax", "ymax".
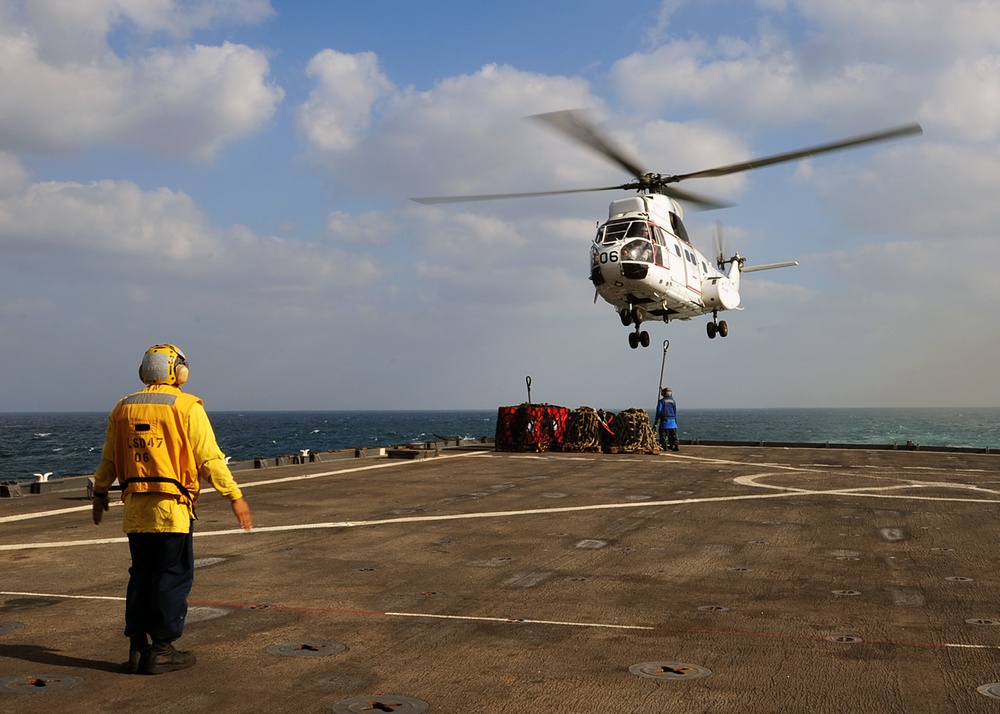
[{"xmin": 589, "ymin": 194, "xmax": 740, "ymax": 330}]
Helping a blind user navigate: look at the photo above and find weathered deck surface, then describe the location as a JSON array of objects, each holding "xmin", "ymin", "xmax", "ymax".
[{"xmin": 3, "ymin": 445, "xmax": 1000, "ymax": 713}]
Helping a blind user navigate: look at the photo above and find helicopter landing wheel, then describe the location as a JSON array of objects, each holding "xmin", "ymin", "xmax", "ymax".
[
  {"xmin": 718, "ymin": 320, "xmax": 729, "ymax": 338},
  {"xmin": 707, "ymin": 321, "xmax": 717, "ymax": 339},
  {"xmin": 620, "ymin": 308, "xmax": 633, "ymax": 327},
  {"xmin": 628, "ymin": 329, "xmax": 649, "ymax": 349}
]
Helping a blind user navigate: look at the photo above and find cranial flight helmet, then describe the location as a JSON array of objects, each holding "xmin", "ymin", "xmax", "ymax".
[{"xmin": 139, "ymin": 344, "xmax": 189, "ymax": 386}]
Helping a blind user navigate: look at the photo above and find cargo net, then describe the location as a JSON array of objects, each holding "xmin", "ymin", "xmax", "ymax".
[
  {"xmin": 604, "ymin": 408, "xmax": 661, "ymax": 454},
  {"xmin": 496, "ymin": 405, "xmax": 660, "ymax": 454},
  {"xmin": 561, "ymin": 406, "xmax": 612, "ymax": 452},
  {"xmin": 495, "ymin": 404, "xmax": 569, "ymax": 452}
]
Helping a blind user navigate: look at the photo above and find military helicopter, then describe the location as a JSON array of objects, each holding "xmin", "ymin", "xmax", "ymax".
[{"xmin": 412, "ymin": 110, "xmax": 922, "ymax": 348}]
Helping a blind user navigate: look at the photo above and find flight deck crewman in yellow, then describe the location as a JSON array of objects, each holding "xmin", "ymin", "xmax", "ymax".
[{"xmin": 92, "ymin": 343, "xmax": 252, "ymax": 675}]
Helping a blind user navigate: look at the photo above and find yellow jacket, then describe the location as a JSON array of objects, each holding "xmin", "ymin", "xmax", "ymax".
[{"xmin": 92, "ymin": 384, "xmax": 243, "ymax": 533}]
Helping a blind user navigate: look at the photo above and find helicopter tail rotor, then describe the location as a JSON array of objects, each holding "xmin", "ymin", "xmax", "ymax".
[{"xmin": 713, "ymin": 221, "xmax": 727, "ymax": 269}]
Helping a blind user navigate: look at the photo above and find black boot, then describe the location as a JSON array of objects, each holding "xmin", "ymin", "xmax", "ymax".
[
  {"xmin": 126, "ymin": 637, "xmax": 151, "ymax": 674},
  {"xmin": 144, "ymin": 641, "xmax": 196, "ymax": 675}
]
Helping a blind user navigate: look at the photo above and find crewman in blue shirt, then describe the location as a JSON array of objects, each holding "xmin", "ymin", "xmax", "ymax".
[{"xmin": 655, "ymin": 387, "xmax": 679, "ymax": 452}]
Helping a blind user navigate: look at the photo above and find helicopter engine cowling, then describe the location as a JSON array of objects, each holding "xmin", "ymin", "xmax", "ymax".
[{"xmin": 702, "ymin": 276, "xmax": 741, "ymax": 311}]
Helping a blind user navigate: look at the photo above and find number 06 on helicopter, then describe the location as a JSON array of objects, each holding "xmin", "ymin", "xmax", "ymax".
[{"xmin": 413, "ymin": 110, "xmax": 922, "ymax": 348}]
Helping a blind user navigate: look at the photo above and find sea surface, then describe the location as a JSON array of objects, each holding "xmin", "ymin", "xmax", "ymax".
[{"xmin": 1, "ymin": 408, "xmax": 998, "ymax": 483}]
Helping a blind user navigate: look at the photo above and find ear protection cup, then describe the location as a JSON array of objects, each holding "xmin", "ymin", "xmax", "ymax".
[{"xmin": 174, "ymin": 361, "xmax": 189, "ymax": 386}]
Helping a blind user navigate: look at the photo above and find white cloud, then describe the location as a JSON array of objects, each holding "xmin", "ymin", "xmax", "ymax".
[
  {"xmin": 0, "ymin": 178, "xmax": 212, "ymax": 262},
  {"xmin": 812, "ymin": 142, "xmax": 1000, "ymax": 237},
  {"xmin": 617, "ymin": 0, "xmax": 1000, "ymax": 135},
  {"xmin": 326, "ymin": 210, "xmax": 399, "ymax": 246},
  {"xmin": 122, "ymin": 42, "xmax": 284, "ymax": 159},
  {"xmin": 299, "ymin": 61, "xmax": 599, "ymax": 197},
  {"xmin": 0, "ymin": 176, "xmax": 383, "ymax": 309},
  {"xmin": 0, "ymin": 4, "xmax": 283, "ymax": 158},
  {"xmin": 920, "ymin": 56, "xmax": 1000, "ymax": 142},
  {"xmin": 790, "ymin": 0, "xmax": 1000, "ymax": 66},
  {"xmin": 642, "ymin": 0, "xmax": 692, "ymax": 47},
  {"xmin": 291, "ymin": 58, "xmax": 778, "ymax": 333},
  {"xmin": 631, "ymin": 118, "xmax": 750, "ymax": 199},
  {"xmin": 0, "ymin": 152, "xmax": 30, "ymax": 197},
  {"xmin": 610, "ymin": 31, "xmax": 914, "ymax": 129},
  {"xmin": 763, "ymin": 233, "xmax": 1000, "ymax": 407},
  {"xmin": 114, "ymin": 0, "xmax": 275, "ymax": 39},
  {"xmin": 10, "ymin": 0, "xmax": 275, "ymax": 61},
  {"xmin": 296, "ymin": 50, "xmax": 395, "ymax": 152}
]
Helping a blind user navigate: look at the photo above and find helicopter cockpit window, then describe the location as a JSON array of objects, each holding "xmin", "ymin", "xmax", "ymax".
[
  {"xmin": 674, "ymin": 245, "xmax": 682, "ymax": 258},
  {"xmin": 621, "ymin": 239, "xmax": 654, "ymax": 263},
  {"xmin": 597, "ymin": 219, "xmax": 631, "ymax": 245},
  {"xmin": 670, "ymin": 213, "xmax": 691, "ymax": 244},
  {"xmin": 626, "ymin": 221, "xmax": 650, "ymax": 239}
]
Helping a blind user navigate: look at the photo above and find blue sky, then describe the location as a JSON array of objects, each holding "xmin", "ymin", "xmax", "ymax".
[{"xmin": 2, "ymin": 1, "xmax": 998, "ymax": 412}]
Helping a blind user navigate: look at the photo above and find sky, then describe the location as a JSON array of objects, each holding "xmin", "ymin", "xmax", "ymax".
[{"xmin": 1, "ymin": 0, "xmax": 998, "ymax": 412}]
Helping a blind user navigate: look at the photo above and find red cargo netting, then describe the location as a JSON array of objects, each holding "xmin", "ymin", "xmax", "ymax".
[{"xmin": 495, "ymin": 404, "xmax": 569, "ymax": 452}]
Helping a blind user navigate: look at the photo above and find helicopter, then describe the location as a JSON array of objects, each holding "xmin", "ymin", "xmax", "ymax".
[{"xmin": 412, "ymin": 110, "xmax": 922, "ymax": 348}]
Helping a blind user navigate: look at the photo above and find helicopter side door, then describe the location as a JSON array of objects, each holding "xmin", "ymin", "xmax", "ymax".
[
  {"xmin": 664, "ymin": 239, "xmax": 691, "ymax": 293},
  {"xmin": 683, "ymin": 246, "xmax": 702, "ymax": 297},
  {"xmin": 663, "ymin": 212, "xmax": 702, "ymax": 300}
]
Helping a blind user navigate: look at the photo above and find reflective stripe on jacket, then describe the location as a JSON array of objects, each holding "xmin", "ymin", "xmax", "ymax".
[
  {"xmin": 112, "ymin": 388, "xmax": 204, "ymax": 504},
  {"xmin": 93, "ymin": 385, "xmax": 243, "ymax": 534}
]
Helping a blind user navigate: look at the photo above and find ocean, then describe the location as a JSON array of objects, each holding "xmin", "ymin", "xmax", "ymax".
[{"xmin": 1, "ymin": 408, "xmax": 998, "ymax": 483}]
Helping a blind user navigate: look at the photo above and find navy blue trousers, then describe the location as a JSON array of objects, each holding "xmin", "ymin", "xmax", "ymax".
[
  {"xmin": 659, "ymin": 427, "xmax": 678, "ymax": 450},
  {"xmin": 125, "ymin": 526, "xmax": 194, "ymax": 644}
]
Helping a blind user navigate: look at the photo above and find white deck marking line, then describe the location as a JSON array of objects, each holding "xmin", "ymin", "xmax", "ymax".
[
  {"xmin": 385, "ymin": 611, "xmax": 655, "ymax": 630},
  {"xmin": 734, "ymin": 472, "xmax": 1000, "ymax": 502},
  {"xmin": 651, "ymin": 452, "xmax": 979, "ymax": 477},
  {"xmin": 0, "ymin": 481, "xmax": 803, "ymax": 550},
  {"xmin": 239, "ymin": 449, "xmax": 486, "ymax": 489},
  {"xmin": 3, "ymin": 589, "xmax": 999, "ymax": 650},
  {"xmin": 0, "ymin": 450, "xmax": 486, "ymax": 525},
  {"xmin": 0, "ymin": 535, "xmax": 132, "ymax": 550},
  {"xmin": 0, "ymin": 503, "xmax": 115, "ymax": 524},
  {"xmin": 0, "ymin": 590, "xmax": 124, "ymax": 601},
  {"xmin": 6, "ymin": 456, "xmax": 999, "ymax": 552},
  {"xmin": 0, "ymin": 589, "xmax": 649, "ymax": 631}
]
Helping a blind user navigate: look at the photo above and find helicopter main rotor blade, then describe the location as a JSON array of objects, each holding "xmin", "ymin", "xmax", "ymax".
[
  {"xmin": 410, "ymin": 184, "xmax": 628, "ymax": 205},
  {"xmin": 529, "ymin": 109, "xmax": 648, "ymax": 180},
  {"xmin": 658, "ymin": 185, "xmax": 731, "ymax": 210},
  {"xmin": 411, "ymin": 182, "xmax": 729, "ymax": 209},
  {"xmin": 670, "ymin": 123, "xmax": 923, "ymax": 182}
]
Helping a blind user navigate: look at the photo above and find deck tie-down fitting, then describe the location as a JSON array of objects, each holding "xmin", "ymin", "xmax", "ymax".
[{"xmin": 629, "ymin": 661, "xmax": 713, "ymax": 680}]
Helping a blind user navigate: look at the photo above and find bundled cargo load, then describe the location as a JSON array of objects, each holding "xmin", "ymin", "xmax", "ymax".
[
  {"xmin": 561, "ymin": 406, "xmax": 614, "ymax": 453},
  {"xmin": 495, "ymin": 403, "xmax": 569, "ymax": 452},
  {"xmin": 605, "ymin": 407, "xmax": 661, "ymax": 454}
]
